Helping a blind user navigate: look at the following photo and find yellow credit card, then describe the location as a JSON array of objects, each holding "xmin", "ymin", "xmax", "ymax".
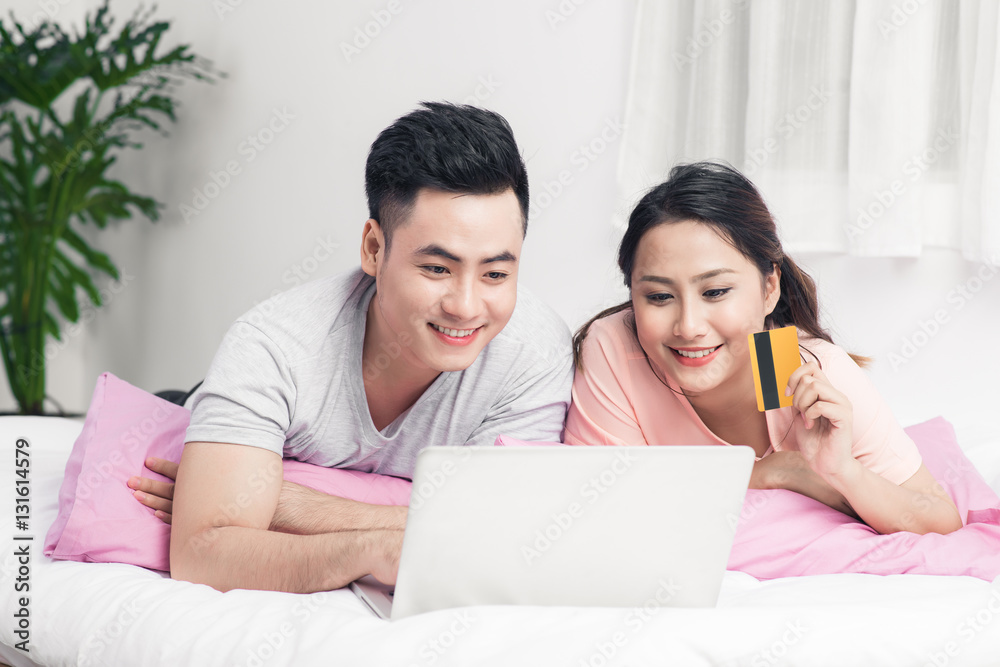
[{"xmin": 748, "ymin": 325, "xmax": 801, "ymax": 411}]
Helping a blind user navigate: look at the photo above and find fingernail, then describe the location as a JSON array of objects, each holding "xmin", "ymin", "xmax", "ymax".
[
  {"xmin": 134, "ymin": 490, "xmax": 146, "ymax": 501},
  {"xmin": 127, "ymin": 477, "xmax": 138, "ymax": 488}
]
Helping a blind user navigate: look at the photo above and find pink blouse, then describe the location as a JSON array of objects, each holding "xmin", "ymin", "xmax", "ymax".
[{"xmin": 565, "ymin": 310, "xmax": 923, "ymax": 485}]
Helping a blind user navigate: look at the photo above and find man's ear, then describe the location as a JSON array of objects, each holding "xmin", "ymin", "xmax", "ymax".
[
  {"xmin": 764, "ymin": 262, "xmax": 782, "ymax": 316},
  {"xmin": 360, "ymin": 219, "xmax": 384, "ymax": 277}
]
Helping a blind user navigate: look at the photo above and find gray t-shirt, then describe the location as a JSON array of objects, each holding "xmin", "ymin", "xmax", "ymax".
[{"xmin": 185, "ymin": 268, "xmax": 573, "ymax": 478}]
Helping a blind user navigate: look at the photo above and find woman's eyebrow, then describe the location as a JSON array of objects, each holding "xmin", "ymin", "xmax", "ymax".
[{"xmin": 638, "ymin": 268, "xmax": 736, "ymax": 285}]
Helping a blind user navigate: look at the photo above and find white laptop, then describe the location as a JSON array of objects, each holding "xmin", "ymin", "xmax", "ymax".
[{"xmin": 350, "ymin": 445, "xmax": 754, "ymax": 620}]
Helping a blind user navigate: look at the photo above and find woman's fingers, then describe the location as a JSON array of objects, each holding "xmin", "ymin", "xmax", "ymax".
[{"xmin": 784, "ymin": 361, "xmax": 821, "ymax": 396}]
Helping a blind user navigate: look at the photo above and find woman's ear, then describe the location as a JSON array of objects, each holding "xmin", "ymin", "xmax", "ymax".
[
  {"xmin": 764, "ymin": 262, "xmax": 782, "ymax": 316},
  {"xmin": 360, "ymin": 219, "xmax": 384, "ymax": 277}
]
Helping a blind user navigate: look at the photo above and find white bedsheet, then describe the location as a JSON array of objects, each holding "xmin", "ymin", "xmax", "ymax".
[{"xmin": 1, "ymin": 416, "xmax": 999, "ymax": 667}]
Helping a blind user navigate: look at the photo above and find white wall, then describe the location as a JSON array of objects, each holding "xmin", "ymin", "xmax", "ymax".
[{"xmin": 2, "ymin": 0, "xmax": 997, "ymax": 441}]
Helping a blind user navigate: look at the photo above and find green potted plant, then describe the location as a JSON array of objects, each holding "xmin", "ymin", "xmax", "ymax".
[{"xmin": 0, "ymin": 1, "xmax": 220, "ymax": 414}]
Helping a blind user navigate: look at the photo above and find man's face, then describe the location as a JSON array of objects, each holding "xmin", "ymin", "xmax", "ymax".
[{"xmin": 362, "ymin": 187, "xmax": 524, "ymax": 378}]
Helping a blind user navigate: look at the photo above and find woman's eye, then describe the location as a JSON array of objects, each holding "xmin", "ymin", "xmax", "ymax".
[
  {"xmin": 704, "ymin": 288, "xmax": 732, "ymax": 299},
  {"xmin": 646, "ymin": 293, "xmax": 673, "ymax": 303}
]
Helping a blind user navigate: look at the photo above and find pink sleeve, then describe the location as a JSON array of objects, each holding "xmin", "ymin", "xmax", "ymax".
[
  {"xmin": 818, "ymin": 343, "xmax": 923, "ymax": 485},
  {"xmin": 564, "ymin": 322, "xmax": 647, "ymax": 447}
]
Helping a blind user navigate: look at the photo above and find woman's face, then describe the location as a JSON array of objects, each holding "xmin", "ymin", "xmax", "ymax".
[{"xmin": 630, "ymin": 220, "xmax": 780, "ymax": 397}]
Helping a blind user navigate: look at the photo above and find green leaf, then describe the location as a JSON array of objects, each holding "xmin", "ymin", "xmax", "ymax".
[
  {"xmin": 60, "ymin": 226, "xmax": 118, "ymax": 279},
  {"xmin": 41, "ymin": 310, "xmax": 60, "ymax": 341},
  {"xmin": 47, "ymin": 259, "xmax": 79, "ymax": 322},
  {"xmin": 0, "ymin": 0, "xmax": 221, "ymax": 415},
  {"xmin": 52, "ymin": 249, "xmax": 101, "ymax": 306}
]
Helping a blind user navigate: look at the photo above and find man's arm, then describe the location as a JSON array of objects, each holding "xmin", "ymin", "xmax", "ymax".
[
  {"xmin": 169, "ymin": 441, "xmax": 403, "ymax": 593},
  {"xmin": 131, "ymin": 457, "xmax": 407, "ymax": 535}
]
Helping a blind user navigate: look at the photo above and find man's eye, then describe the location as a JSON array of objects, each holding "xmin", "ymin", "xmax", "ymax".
[
  {"xmin": 486, "ymin": 272, "xmax": 508, "ymax": 280},
  {"xmin": 423, "ymin": 266, "xmax": 448, "ymax": 275}
]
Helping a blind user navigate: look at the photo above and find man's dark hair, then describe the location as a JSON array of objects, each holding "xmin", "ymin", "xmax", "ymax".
[{"xmin": 364, "ymin": 102, "xmax": 529, "ymax": 250}]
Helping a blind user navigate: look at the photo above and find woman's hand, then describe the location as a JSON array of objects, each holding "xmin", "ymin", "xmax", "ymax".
[
  {"xmin": 750, "ymin": 450, "xmax": 858, "ymax": 519},
  {"xmin": 786, "ymin": 361, "xmax": 855, "ymax": 481},
  {"xmin": 128, "ymin": 457, "xmax": 177, "ymax": 524}
]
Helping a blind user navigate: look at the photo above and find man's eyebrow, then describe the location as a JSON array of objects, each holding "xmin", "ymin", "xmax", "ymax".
[
  {"xmin": 414, "ymin": 245, "xmax": 518, "ymax": 264},
  {"xmin": 638, "ymin": 268, "xmax": 736, "ymax": 285},
  {"xmin": 483, "ymin": 250, "xmax": 517, "ymax": 264},
  {"xmin": 414, "ymin": 245, "xmax": 462, "ymax": 263}
]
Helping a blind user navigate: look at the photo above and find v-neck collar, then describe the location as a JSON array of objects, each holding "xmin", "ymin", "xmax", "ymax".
[{"xmin": 350, "ymin": 281, "xmax": 452, "ymax": 442}]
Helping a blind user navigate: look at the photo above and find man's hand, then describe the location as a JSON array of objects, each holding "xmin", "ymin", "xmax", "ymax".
[
  {"xmin": 130, "ymin": 458, "xmax": 408, "ymax": 533},
  {"xmin": 368, "ymin": 530, "xmax": 405, "ymax": 586},
  {"xmin": 128, "ymin": 457, "xmax": 178, "ymax": 524}
]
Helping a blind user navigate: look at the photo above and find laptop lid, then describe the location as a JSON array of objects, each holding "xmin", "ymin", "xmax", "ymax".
[{"xmin": 389, "ymin": 445, "xmax": 753, "ymax": 619}]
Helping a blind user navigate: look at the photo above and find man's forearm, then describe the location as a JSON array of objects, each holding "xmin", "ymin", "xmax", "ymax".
[
  {"xmin": 171, "ymin": 524, "xmax": 401, "ymax": 593},
  {"xmin": 268, "ymin": 481, "xmax": 408, "ymax": 535}
]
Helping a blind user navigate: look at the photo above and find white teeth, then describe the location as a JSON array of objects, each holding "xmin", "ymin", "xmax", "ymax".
[
  {"xmin": 675, "ymin": 346, "xmax": 719, "ymax": 359},
  {"xmin": 432, "ymin": 324, "xmax": 476, "ymax": 338}
]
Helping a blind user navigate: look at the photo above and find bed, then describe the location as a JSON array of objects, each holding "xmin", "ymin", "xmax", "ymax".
[{"xmin": 2, "ymin": 412, "xmax": 1000, "ymax": 667}]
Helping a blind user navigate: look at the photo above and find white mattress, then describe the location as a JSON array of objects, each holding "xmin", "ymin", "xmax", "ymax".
[{"xmin": 2, "ymin": 415, "xmax": 999, "ymax": 667}]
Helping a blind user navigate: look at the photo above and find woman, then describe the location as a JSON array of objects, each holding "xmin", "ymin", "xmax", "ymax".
[{"xmin": 567, "ymin": 161, "xmax": 961, "ymax": 535}]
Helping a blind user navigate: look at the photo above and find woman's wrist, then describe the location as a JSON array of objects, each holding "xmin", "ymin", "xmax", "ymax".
[{"xmin": 817, "ymin": 456, "xmax": 864, "ymax": 493}]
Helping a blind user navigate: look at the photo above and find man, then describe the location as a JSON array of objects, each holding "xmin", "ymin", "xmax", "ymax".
[{"xmin": 129, "ymin": 102, "xmax": 573, "ymax": 594}]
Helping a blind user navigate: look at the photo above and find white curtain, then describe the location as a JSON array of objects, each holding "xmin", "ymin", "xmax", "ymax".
[{"xmin": 618, "ymin": 0, "xmax": 1000, "ymax": 262}]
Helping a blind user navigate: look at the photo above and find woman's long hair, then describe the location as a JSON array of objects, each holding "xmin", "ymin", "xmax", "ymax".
[{"xmin": 573, "ymin": 161, "xmax": 867, "ymax": 369}]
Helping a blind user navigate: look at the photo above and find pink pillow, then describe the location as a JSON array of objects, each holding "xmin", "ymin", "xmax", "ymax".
[
  {"xmin": 504, "ymin": 419, "xmax": 1000, "ymax": 581},
  {"xmin": 726, "ymin": 416, "xmax": 1000, "ymax": 580},
  {"xmin": 44, "ymin": 373, "xmax": 412, "ymax": 572}
]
